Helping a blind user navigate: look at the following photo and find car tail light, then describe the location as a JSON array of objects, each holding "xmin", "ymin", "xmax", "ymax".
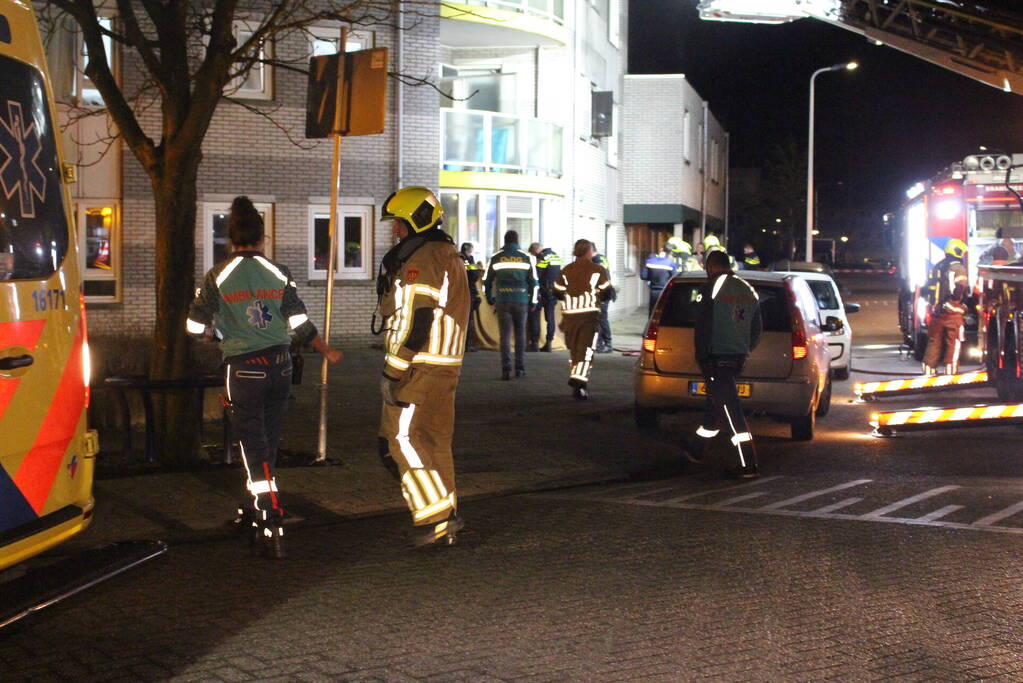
[
  {"xmin": 789, "ymin": 288, "xmax": 808, "ymax": 360},
  {"xmin": 642, "ymin": 290, "xmax": 667, "ymax": 354}
]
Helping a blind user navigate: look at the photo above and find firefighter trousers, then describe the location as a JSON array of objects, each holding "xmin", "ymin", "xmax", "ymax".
[
  {"xmin": 695, "ymin": 356, "xmax": 757, "ymax": 473},
  {"xmin": 562, "ymin": 312, "xmax": 600, "ymax": 387},
  {"xmin": 923, "ymin": 313, "xmax": 965, "ymax": 372},
  {"xmin": 225, "ymin": 347, "xmax": 292, "ymax": 515},
  {"xmin": 379, "ymin": 365, "xmax": 460, "ymax": 526}
]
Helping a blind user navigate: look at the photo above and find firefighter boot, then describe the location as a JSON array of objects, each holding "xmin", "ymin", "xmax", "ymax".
[
  {"xmin": 410, "ymin": 514, "xmax": 465, "ymax": 548},
  {"xmin": 251, "ymin": 509, "xmax": 286, "ymax": 559}
]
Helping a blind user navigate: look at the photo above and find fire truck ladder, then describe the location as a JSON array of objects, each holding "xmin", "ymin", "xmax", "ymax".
[
  {"xmin": 870, "ymin": 402, "xmax": 1023, "ymax": 436},
  {"xmin": 698, "ymin": 1, "xmax": 1023, "ymax": 94},
  {"xmin": 854, "ymin": 370, "xmax": 990, "ymax": 402}
]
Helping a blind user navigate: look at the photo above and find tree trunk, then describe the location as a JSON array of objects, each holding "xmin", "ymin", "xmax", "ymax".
[{"xmin": 149, "ymin": 153, "xmax": 201, "ymax": 462}]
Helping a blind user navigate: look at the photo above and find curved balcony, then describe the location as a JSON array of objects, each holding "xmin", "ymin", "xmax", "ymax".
[
  {"xmin": 441, "ymin": 1, "xmax": 569, "ymax": 47},
  {"xmin": 440, "ymin": 109, "xmax": 565, "ymax": 195}
]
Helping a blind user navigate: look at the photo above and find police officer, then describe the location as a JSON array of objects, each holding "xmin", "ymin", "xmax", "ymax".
[
  {"xmin": 460, "ymin": 242, "xmax": 482, "ymax": 352},
  {"xmin": 686, "ymin": 250, "xmax": 762, "ymax": 478},
  {"xmin": 377, "ymin": 186, "xmax": 470, "ymax": 547},
  {"xmin": 741, "ymin": 243, "xmax": 762, "ymax": 269},
  {"xmin": 527, "ymin": 242, "xmax": 563, "ymax": 352},
  {"xmin": 923, "ymin": 239, "xmax": 969, "ymax": 376},
  {"xmin": 640, "ymin": 247, "xmax": 678, "ymax": 313},
  {"xmin": 554, "ymin": 239, "xmax": 613, "ymax": 400},
  {"xmin": 591, "ymin": 250, "xmax": 615, "ymax": 353},
  {"xmin": 187, "ymin": 196, "xmax": 343, "ymax": 558},
  {"xmin": 666, "ymin": 236, "xmax": 700, "ymax": 272},
  {"xmin": 484, "ymin": 231, "xmax": 538, "ymax": 379}
]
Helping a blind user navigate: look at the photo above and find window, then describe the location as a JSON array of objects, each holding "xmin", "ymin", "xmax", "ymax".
[
  {"xmin": 710, "ymin": 139, "xmax": 719, "ymax": 183},
  {"xmin": 439, "ymin": 64, "xmax": 516, "ymax": 114},
  {"xmin": 577, "ymin": 75, "xmax": 592, "ymax": 140},
  {"xmin": 74, "ymin": 15, "xmax": 114, "ymax": 107},
  {"xmin": 808, "ymin": 280, "xmax": 840, "ymax": 312},
  {"xmin": 203, "ymin": 202, "xmax": 274, "ymax": 272},
  {"xmin": 683, "ymin": 110, "xmax": 691, "ymax": 161},
  {"xmin": 607, "ymin": 101, "xmax": 620, "ymax": 167},
  {"xmin": 608, "ymin": 0, "xmax": 621, "ymax": 47},
  {"xmin": 660, "ymin": 282, "xmax": 791, "ymax": 332},
  {"xmin": 78, "ymin": 202, "xmax": 120, "ymax": 301},
  {"xmin": 698, "ymin": 122, "xmax": 705, "ymax": 170},
  {"xmin": 228, "ymin": 20, "xmax": 273, "ymax": 100},
  {"xmin": 308, "ymin": 205, "xmax": 374, "ymax": 279},
  {"xmin": 308, "ymin": 25, "xmax": 374, "ymax": 58}
]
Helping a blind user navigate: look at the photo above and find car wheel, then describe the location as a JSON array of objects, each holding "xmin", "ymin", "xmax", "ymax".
[
  {"xmin": 815, "ymin": 377, "xmax": 832, "ymax": 417},
  {"xmin": 634, "ymin": 404, "xmax": 659, "ymax": 429},
  {"xmin": 832, "ymin": 365, "xmax": 850, "ymax": 381},
  {"xmin": 791, "ymin": 405, "xmax": 815, "ymax": 441}
]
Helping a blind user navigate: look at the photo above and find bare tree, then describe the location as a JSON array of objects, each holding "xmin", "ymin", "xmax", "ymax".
[{"xmin": 39, "ymin": 0, "xmax": 439, "ymax": 458}]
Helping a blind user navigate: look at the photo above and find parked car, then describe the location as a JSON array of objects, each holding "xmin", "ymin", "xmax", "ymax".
[
  {"xmin": 634, "ymin": 271, "xmax": 836, "ymax": 441},
  {"xmin": 775, "ymin": 270, "xmax": 859, "ymax": 380}
]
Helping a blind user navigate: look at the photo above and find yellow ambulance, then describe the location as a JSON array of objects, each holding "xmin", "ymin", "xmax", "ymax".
[{"xmin": 0, "ymin": 0, "xmax": 98, "ymax": 571}]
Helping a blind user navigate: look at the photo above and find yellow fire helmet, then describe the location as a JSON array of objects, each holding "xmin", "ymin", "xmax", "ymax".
[
  {"xmin": 666, "ymin": 236, "xmax": 692, "ymax": 254},
  {"xmin": 382, "ymin": 186, "xmax": 443, "ymax": 233},
  {"xmin": 945, "ymin": 238, "xmax": 968, "ymax": 259},
  {"xmin": 703, "ymin": 234, "xmax": 721, "ymax": 249}
]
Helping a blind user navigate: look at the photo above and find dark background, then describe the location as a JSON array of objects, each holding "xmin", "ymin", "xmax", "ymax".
[{"xmin": 628, "ymin": 0, "xmax": 1023, "ymax": 243}]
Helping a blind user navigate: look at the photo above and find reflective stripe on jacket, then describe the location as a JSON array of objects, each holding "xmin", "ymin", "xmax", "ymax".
[
  {"xmin": 555, "ymin": 259, "xmax": 612, "ymax": 315},
  {"xmin": 483, "ymin": 244, "xmax": 539, "ymax": 304}
]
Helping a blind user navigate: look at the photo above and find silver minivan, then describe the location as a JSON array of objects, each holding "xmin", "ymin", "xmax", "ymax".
[{"xmin": 634, "ymin": 271, "xmax": 835, "ymax": 440}]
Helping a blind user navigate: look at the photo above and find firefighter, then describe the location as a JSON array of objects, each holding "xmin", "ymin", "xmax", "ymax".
[
  {"xmin": 554, "ymin": 239, "xmax": 613, "ymax": 400},
  {"xmin": 187, "ymin": 196, "xmax": 343, "ymax": 558},
  {"xmin": 641, "ymin": 247, "xmax": 678, "ymax": 313},
  {"xmin": 702, "ymin": 234, "xmax": 737, "ymax": 270},
  {"xmin": 376, "ymin": 186, "xmax": 470, "ymax": 547},
  {"xmin": 484, "ymin": 231, "xmax": 539, "ymax": 379},
  {"xmin": 923, "ymin": 239, "xmax": 970, "ymax": 376},
  {"xmin": 460, "ymin": 242, "xmax": 482, "ymax": 352},
  {"xmin": 666, "ymin": 236, "xmax": 700, "ymax": 272},
  {"xmin": 528, "ymin": 242, "xmax": 563, "ymax": 352},
  {"xmin": 686, "ymin": 249, "xmax": 763, "ymax": 478},
  {"xmin": 591, "ymin": 250, "xmax": 615, "ymax": 353}
]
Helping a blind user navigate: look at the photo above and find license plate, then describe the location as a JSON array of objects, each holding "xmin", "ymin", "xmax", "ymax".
[{"xmin": 690, "ymin": 381, "xmax": 752, "ymax": 398}]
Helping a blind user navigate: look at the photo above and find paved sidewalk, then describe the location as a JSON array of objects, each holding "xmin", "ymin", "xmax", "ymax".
[{"xmin": 80, "ymin": 310, "xmax": 663, "ymax": 546}]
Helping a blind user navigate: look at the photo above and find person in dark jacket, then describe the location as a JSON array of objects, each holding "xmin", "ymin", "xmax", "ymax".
[
  {"xmin": 686, "ymin": 249, "xmax": 763, "ymax": 478},
  {"xmin": 460, "ymin": 242, "xmax": 482, "ymax": 352},
  {"xmin": 483, "ymin": 231, "xmax": 538, "ymax": 379},
  {"xmin": 591, "ymin": 251, "xmax": 615, "ymax": 353},
  {"xmin": 187, "ymin": 196, "xmax": 343, "ymax": 558},
  {"xmin": 528, "ymin": 242, "xmax": 563, "ymax": 351},
  {"xmin": 640, "ymin": 248, "xmax": 678, "ymax": 313}
]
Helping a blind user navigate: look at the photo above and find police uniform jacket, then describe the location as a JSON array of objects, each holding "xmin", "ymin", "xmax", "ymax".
[
  {"xmin": 554, "ymin": 259, "xmax": 612, "ymax": 314},
  {"xmin": 535, "ymin": 247, "xmax": 563, "ymax": 301},
  {"xmin": 641, "ymin": 253, "xmax": 678, "ymax": 292},
  {"xmin": 483, "ymin": 243, "xmax": 538, "ymax": 305},
  {"xmin": 463, "ymin": 255, "xmax": 482, "ymax": 303},
  {"xmin": 694, "ymin": 272, "xmax": 762, "ymax": 366}
]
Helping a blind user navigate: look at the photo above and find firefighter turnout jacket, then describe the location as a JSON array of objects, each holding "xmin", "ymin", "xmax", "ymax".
[
  {"xmin": 931, "ymin": 256, "xmax": 968, "ymax": 316},
  {"xmin": 535, "ymin": 247, "xmax": 563, "ymax": 301},
  {"xmin": 187, "ymin": 250, "xmax": 317, "ymax": 358},
  {"xmin": 555, "ymin": 258, "xmax": 612, "ymax": 387},
  {"xmin": 484, "ymin": 243, "xmax": 539, "ymax": 305},
  {"xmin": 694, "ymin": 273, "xmax": 763, "ymax": 365}
]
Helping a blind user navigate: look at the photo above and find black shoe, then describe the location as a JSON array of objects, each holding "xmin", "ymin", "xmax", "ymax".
[
  {"xmin": 573, "ymin": 386, "xmax": 588, "ymax": 400},
  {"xmin": 738, "ymin": 466, "xmax": 760, "ymax": 480},
  {"xmin": 515, "ymin": 368, "xmax": 526, "ymax": 378},
  {"xmin": 251, "ymin": 512, "xmax": 285, "ymax": 559},
  {"xmin": 540, "ymin": 342, "xmax": 552, "ymax": 352},
  {"xmin": 595, "ymin": 345, "xmax": 613, "ymax": 354},
  {"xmin": 502, "ymin": 369, "xmax": 511, "ymax": 381},
  {"xmin": 526, "ymin": 344, "xmax": 539, "ymax": 352},
  {"xmin": 410, "ymin": 515, "xmax": 465, "ymax": 547},
  {"xmin": 467, "ymin": 346, "xmax": 478, "ymax": 353}
]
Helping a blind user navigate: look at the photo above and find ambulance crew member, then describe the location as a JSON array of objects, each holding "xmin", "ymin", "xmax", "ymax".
[
  {"xmin": 554, "ymin": 239, "xmax": 613, "ymax": 400},
  {"xmin": 591, "ymin": 250, "xmax": 615, "ymax": 353},
  {"xmin": 484, "ymin": 231, "xmax": 538, "ymax": 380},
  {"xmin": 377, "ymin": 187, "xmax": 470, "ymax": 547},
  {"xmin": 687, "ymin": 250, "xmax": 762, "ymax": 479},
  {"xmin": 923, "ymin": 239, "xmax": 969, "ymax": 376},
  {"xmin": 640, "ymin": 247, "xmax": 678, "ymax": 313},
  {"xmin": 528, "ymin": 242, "xmax": 563, "ymax": 352},
  {"xmin": 187, "ymin": 196, "xmax": 343, "ymax": 558}
]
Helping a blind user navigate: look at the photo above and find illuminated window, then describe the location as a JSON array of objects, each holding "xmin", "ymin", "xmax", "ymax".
[
  {"xmin": 308, "ymin": 205, "xmax": 374, "ymax": 280},
  {"xmin": 203, "ymin": 201, "xmax": 274, "ymax": 272},
  {"xmin": 78, "ymin": 201, "xmax": 120, "ymax": 301},
  {"xmin": 228, "ymin": 20, "xmax": 274, "ymax": 100},
  {"xmin": 307, "ymin": 25, "xmax": 374, "ymax": 57}
]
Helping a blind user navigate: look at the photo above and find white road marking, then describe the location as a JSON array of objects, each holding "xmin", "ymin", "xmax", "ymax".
[
  {"xmin": 973, "ymin": 501, "xmax": 1023, "ymax": 527},
  {"xmin": 713, "ymin": 492, "xmax": 767, "ymax": 508},
  {"xmin": 810, "ymin": 497, "xmax": 862, "ymax": 514},
  {"xmin": 861, "ymin": 486, "xmax": 961, "ymax": 519},
  {"xmin": 914, "ymin": 505, "xmax": 963, "ymax": 523},
  {"xmin": 759, "ymin": 479, "xmax": 873, "ymax": 511},
  {"xmin": 660, "ymin": 476, "xmax": 783, "ymax": 505}
]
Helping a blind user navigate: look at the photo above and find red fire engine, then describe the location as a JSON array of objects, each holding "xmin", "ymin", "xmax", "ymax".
[{"xmin": 897, "ymin": 153, "xmax": 1023, "ymax": 359}]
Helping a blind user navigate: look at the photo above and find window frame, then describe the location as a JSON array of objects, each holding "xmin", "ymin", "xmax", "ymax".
[
  {"xmin": 227, "ymin": 19, "xmax": 274, "ymax": 100},
  {"xmin": 306, "ymin": 24, "xmax": 375, "ymax": 59},
  {"xmin": 77, "ymin": 199, "xmax": 121, "ymax": 302},
  {"xmin": 203, "ymin": 201, "xmax": 274, "ymax": 273},
  {"xmin": 307, "ymin": 204, "xmax": 375, "ymax": 280},
  {"xmin": 73, "ymin": 14, "xmax": 116, "ymax": 108}
]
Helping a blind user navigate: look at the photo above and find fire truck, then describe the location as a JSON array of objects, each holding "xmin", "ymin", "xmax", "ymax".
[
  {"xmin": 979, "ymin": 263, "xmax": 1023, "ymax": 402},
  {"xmin": 897, "ymin": 153, "xmax": 1023, "ymax": 359}
]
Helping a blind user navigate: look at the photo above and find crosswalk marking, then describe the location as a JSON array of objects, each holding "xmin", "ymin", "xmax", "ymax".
[
  {"xmin": 861, "ymin": 486, "xmax": 961, "ymax": 519},
  {"xmin": 914, "ymin": 504, "xmax": 963, "ymax": 522},
  {"xmin": 973, "ymin": 501, "xmax": 1023, "ymax": 527},
  {"xmin": 810, "ymin": 497, "xmax": 862, "ymax": 514},
  {"xmin": 713, "ymin": 492, "xmax": 767, "ymax": 507},
  {"xmin": 759, "ymin": 479, "xmax": 872, "ymax": 511}
]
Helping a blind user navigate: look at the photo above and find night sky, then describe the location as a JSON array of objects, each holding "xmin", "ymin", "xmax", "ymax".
[{"xmin": 628, "ymin": 0, "xmax": 1023, "ymax": 228}]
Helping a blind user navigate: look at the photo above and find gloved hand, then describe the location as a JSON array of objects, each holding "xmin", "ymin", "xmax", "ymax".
[{"xmin": 381, "ymin": 375, "xmax": 400, "ymax": 406}]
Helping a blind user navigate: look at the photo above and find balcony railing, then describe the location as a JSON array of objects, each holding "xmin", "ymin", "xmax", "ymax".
[
  {"xmin": 458, "ymin": 0, "xmax": 565, "ymax": 25},
  {"xmin": 441, "ymin": 109, "xmax": 564, "ymax": 178}
]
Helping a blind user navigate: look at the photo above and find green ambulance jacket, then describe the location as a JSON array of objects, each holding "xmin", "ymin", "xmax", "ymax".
[
  {"xmin": 187, "ymin": 251, "xmax": 317, "ymax": 360},
  {"xmin": 694, "ymin": 272, "xmax": 762, "ymax": 365}
]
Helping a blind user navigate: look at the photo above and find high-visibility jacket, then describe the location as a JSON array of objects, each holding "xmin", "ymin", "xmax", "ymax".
[
  {"xmin": 694, "ymin": 273, "xmax": 762, "ymax": 365},
  {"xmin": 555, "ymin": 259, "xmax": 612, "ymax": 315},
  {"xmin": 641, "ymin": 253, "xmax": 678, "ymax": 292},
  {"xmin": 187, "ymin": 250, "xmax": 316, "ymax": 359},
  {"xmin": 462, "ymin": 255, "xmax": 482, "ymax": 303},
  {"xmin": 381, "ymin": 235, "xmax": 471, "ymax": 380},
  {"xmin": 535, "ymin": 247, "xmax": 563, "ymax": 300},
  {"xmin": 483, "ymin": 243, "xmax": 538, "ymax": 305},
  {"xmin": 931, "ymin": 256, "xmax": 968, "ymax": 316}
]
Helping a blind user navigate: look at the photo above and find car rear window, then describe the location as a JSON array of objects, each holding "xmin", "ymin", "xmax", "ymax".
[
  {"xmin": 807, "ymin": 280, "xmax": 839, "ymax": 311},
  {"xmin": 0, "ymin": 54, "xmax": 69, "ymax": 280},
  {"xmin": 658, "ymin": 281, "xmax": 792, "ymax": 332}
]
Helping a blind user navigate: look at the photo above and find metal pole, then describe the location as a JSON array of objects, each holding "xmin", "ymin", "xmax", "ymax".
[
  {"xmin": 700, "ymin": 100, "xmax": 709, "ymax": 242},
  {"xmin": 316, "ymin": 29, "xmax": 348, "ymax": 463},
  {"xmin": 806, "ymin": 69, "xmax": 823, "ymax": 263}
]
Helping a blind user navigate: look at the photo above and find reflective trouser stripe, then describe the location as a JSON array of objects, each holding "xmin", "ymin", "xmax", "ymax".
[
  {"xmin": 722, "ymin": 404, "xmax": 747, "ymax": 469},
  {"xmin": 696, "ymin": 426, "xmax": 719, "ymax": 438}
]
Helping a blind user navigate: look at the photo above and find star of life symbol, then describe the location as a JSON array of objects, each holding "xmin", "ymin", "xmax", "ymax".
[
  {"xmin": 247, "ymin": 299, "xmax": 273, "ymax": 329},
  {"xmin": 0, "ymin": 101, "xmax": 46, "ymax": 219}
]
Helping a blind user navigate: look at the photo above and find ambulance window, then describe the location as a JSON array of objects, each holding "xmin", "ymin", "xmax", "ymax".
[{"xmin": 0, "ymin": 56, "xmax": 69, "ymax": 281}]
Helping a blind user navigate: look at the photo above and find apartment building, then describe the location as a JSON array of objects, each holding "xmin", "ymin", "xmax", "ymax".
[{"xmin": 48, "ymin": 0, "xmax": 629, "ymax": 343}]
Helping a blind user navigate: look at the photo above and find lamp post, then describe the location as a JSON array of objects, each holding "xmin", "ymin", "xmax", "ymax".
[{"xmin": 806, "ymin": 61, "xmax": 857, "ymax": 262}]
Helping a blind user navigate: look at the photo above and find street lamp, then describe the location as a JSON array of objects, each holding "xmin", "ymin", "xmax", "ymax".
[{"xmin": 806, "ymin": 60, "xmax": 857, "ymax": 262}]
